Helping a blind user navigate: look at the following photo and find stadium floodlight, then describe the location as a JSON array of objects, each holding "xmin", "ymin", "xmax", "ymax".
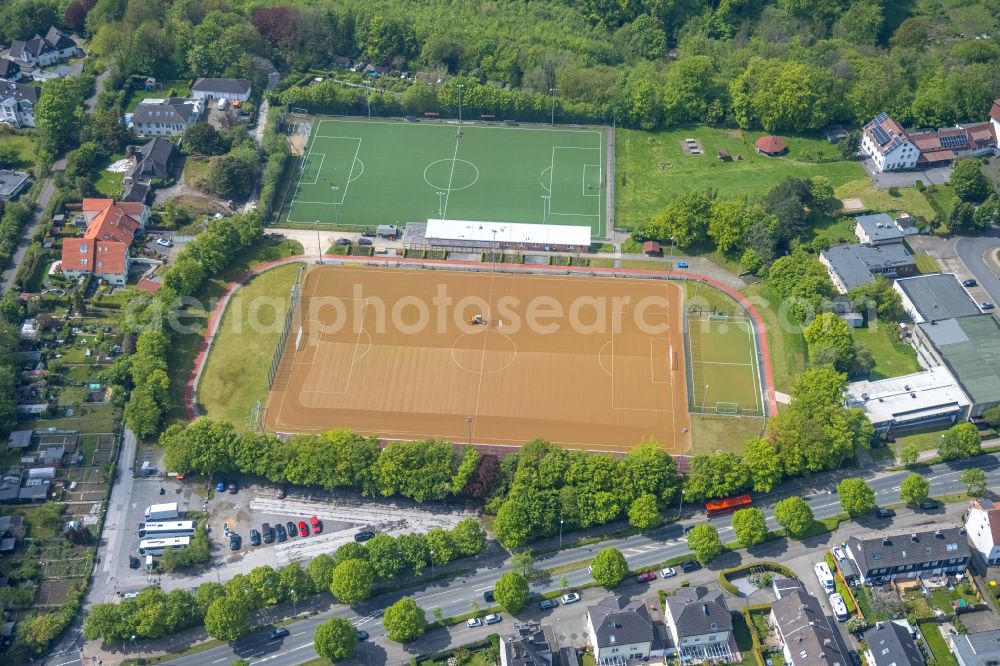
[
  {"xmin": 437, "ymin": 191, "xmax": 445, "ymax": 218},
  {"xmin": 314, "ymin": 219, "xmax": 323, "ymax": 265},
  {"xmin": 541, "ymin": 195, "xmax": 550, "ymax": 225},
  {"xmin": 458, "ymin": 84, "xmax": 465, "ymax": 123},
  {"xmin": 549, "ymin": 88, "xmax": 556, "ymax": 126}
]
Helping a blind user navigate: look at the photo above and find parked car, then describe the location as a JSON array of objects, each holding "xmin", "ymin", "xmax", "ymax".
[
  {"xmin": 361, "ymin": 230, "xmax": 376, "ymax": 237},
  {"xmin": 270, "ymin": 627, "xmax": 289, "ymax": 640},
  {"xmin": 683, "ymin": 524, "xmax": 696, "ymax": 534},
  {"xmin": 982, "ymin": 302, "xmax": 995, "ymax": 311},
  {"xmin": 876, "ymin": 508, "xmax": 896, "ymax": 519},
  {"xmin": 560, "ymin": 593, "xmax": 581, "ymax": 604},
  {"xmin": 681, "ymin": 560, "xmax": 702, "ymax": 573},
  {"xmin": 919, "ymin": 499, "xmax": 940, "ymax": 510},
  {"xmin": 227, "ymin": 481, "xmax": 238, "ymax": 494},
  {"xmin": 229, "ymin": 534, "xmax": 241, "ymax": 550},
  {"xmin": 250, "ymin": 529, "xmax": 261, "ymax": 546},
  {"xmin": 467, "ymin": 617, "xmax": 483, "ymax": 628},
  {"xmin": 311, "ymin": 515, "xmax": 322, "ymax": 534},
  {"xmin": 215, "ymin": 480, "xmax": 226, "ymax": 492},
  {"xmin": 129, "ymin": 556, "xmax": 141, "ymax": 569},
  {"xmin": 354, "ymin": 530, "xmax": 375, "ymax": 542},
  {"xmin": 963, "ymin": 279, "xmax": 978, "ymax": 287},
  {"xmin": 298, "ymin": 521, "xmax": 308, "ymax": 537},
  {"xmin": 286, "ymin": 520, "xmax": 297, "ymax": 537},
  {"xmin": 336, "ymin": 237, "xmax": 352, "ymax": 246},
  {"xmin": 276, "ymin": 485, "xmax": 286, "ymax": 499},
  {"xmin": 538, "ymin": 599, "xmax": 559, "ymax": 610},
  {"xmin": 275, "ymin": 523, "xmax": 287, "ymax": 542},
  {"xmin": 358, "ymin": 238, "xmax": 373, "ymax": 246},
  {"xmin": 155, "ymin": 237, "xmax": 173, "ymax": 247},
  {"xmin": 635, "ymin": 572, "xmax": 657, "ymax": 583},
  {"xmin": 262, "ymin": 523, "xmax": 274, "ymax": 544},
  {"xmin": 832, "ymin": 546, "xmax": 846, "ymax": 561},
  {"xmin": 661, "ymin": 567, "xmax": 677, "ymax": 578},
  {"xmin": 484, "ymin": 613, "xmax": 502, "ymax": 625},
  {"xmin": 483, "ymin": 590, "xmax": 495, "ymax": 603},
  {"xmin": 356, "ymin": 630, "xmax": 369, "ymax": 641},
  {"xmin": 677, "ymin": 261, "xmax": 688, "ymax": 268}
]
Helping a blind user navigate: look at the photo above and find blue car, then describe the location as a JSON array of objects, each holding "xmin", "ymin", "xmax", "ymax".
[
  {"xmin": 215, "ymin": 480, "xmax": 226, "ymax": 492},
  {"xmin": 676, "ymin": 261, "xmax": 688, "ymax": 268}
]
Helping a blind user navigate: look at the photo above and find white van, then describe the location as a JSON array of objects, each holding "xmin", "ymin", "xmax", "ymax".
[
  {"xmin": 814, "ymin": 561, "xmax": 835, "ymax": 594},
  {"xmin": 216, "ymin": 98, "xmax": 228, "ymax": 111},
  {"xmin": 829, "ymin": 592, "xmax": 850, "ymax": 621}
]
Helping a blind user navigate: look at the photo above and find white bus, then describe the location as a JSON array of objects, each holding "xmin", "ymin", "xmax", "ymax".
[
  {"xmin": 138, "ymin": 520, "xmax": 196, "ymax": 539},
  {"xmin": 814, "ymin": 562, "xmax": 835, "ymax": 593},
  {"xmin": 138, "ymin": 536, "xmax": 191, "ymax": 556}
]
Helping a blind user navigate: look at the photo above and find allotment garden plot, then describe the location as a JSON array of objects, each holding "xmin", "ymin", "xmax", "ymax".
[{"xmin": 285, "ymin": 118, "xmax": 607, "ymax": 236}]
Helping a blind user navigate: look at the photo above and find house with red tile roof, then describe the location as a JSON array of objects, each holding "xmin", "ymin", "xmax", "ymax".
[
  {"xmin": 59, "ymin": 199, "xmax": 148, "ymax": 286},
  {"xmin": 862, "ymin": 102, "xmax": 1000, "ymax": 173},
  {"xmin": 966, "ymin": 499, "xmax": 1000, "ymax": 566}
]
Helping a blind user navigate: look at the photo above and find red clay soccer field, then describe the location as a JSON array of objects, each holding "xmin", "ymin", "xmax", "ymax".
[{"xmin": 264, "ymin": 265, "xmax": 692, "ymax": 453}]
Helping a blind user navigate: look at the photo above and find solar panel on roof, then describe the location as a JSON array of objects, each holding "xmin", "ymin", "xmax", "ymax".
[
  {"xmin": 875, "ymin": 112, "xmax": 888, "ymax": 123},
  {"xmin": 939, "ymin": 134, "xmax": 968, "ymax": 149},
  {"xmin": 872, "ymin": 126, "xmax": 890, "ymax": 145}
]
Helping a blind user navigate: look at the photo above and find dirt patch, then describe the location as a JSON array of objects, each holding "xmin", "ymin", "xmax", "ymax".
[
  {"xmin": 841, "ymin": 197, "xmax": 865, "ymax": 211},
  {"xmin": 36, "ymin": 579, "xmax": 81, "ymax": 606},
  {"xmin": 265, "ymin": 265, "xmax": 691, "ymax": 453}
]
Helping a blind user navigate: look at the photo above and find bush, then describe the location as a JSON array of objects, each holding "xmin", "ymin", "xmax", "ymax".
[
  {"xmin": 915, "ymin": 180, "xmax": 925, "ymax": 192},
  {"xmin": 888, "ymin": 187, "xmax": 901, "ymax": 197}
]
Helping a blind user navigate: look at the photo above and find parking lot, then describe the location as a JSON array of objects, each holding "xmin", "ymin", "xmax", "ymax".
[{"xmin": 99, "ymin": 475, "xmax": 477, "ymax": 600}]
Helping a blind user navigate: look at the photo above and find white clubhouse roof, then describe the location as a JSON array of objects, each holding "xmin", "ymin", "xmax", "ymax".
[
  {"xmin": 425, "ymin": 219, "xmax": 591, "ymax": 246},
  {"xmin": 845, "ymin": 366, "xmax": 970, "ymax": 427}
]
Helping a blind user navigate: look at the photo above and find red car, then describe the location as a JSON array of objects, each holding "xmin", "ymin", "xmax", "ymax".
[
  {"xmin": 635, "ymin": 572, "xmax": 657, "ymax": 583},
  {"xmin": 298, "ymin": 521, "xmax": 308, "ymax": 537},
  {"xmin": 311, "ymin": 515, "xmax": 322, "ymax": 534},
  {"xmin": 276, "ymin": 485, "xmax": 286, "ymax": 499}
]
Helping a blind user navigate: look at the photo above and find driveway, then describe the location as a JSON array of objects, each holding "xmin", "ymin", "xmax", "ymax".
[
  {"xmin": 861, "ymin": 159, "xmax": 953, "ymax": 190},
  {"xmin": 0, "ymin": 178, "xmax": 55, "ymax": 293}
]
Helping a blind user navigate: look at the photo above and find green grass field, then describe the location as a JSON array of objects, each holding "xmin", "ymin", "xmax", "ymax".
[
  {"xmin": 686, "ymin": 314, "xmax": 763, "ymax": 416},
  {"xmin": 285, "ymin": 118, "xmax": 606, "ymax": 234},
  {"xmin": 851, "ymin": 324, "xmax": 920, "ymax": 380},
  {"xmin": 615, "ymin": 126, "xmax": 865, "ymax": 229},
  {"xmin": 125, "ymin": 79, "xmax": 193, "ymax": 112},
  {"xmin": 199, "ymin": 263, "xmax": 302, "ymax": 428},
  {"xmin": 0, "ymin": 133, "xmax": 36, "ymax": 167},
  {"xmin": 834, "ymin": 178, "xmax": 936, "ymax": 220}
]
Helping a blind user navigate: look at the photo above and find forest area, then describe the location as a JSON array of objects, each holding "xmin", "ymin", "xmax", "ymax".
[{"xmin": 2, "ymin": 0, "xmax": 1000, "ymax": 133}]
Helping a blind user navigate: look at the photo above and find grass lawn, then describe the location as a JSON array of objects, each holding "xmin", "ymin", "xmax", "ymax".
[
  {"xmin": 811, "ymin": 215, "xmax": 857, "ymax": 245},
  {"xmin": 615, "ymin": 126, "xmax": 864, "ymax": 229},
  {"xmin": 741, "ymin": 282, "xmax": 807, "ymax": 393},
  {"xmin": 731, "ymin": 613, "xmax": 758, "ymax": 666},
  {"xmin": 895, "ymin": 429, "xmax": 950, "ymax": 455},
  {"xmin": 18, "ymin": 404, "xmax": 118, "ymax": 433},
  {"xmin": 834, "ymin": 178, "xmax": 936, "ymax": 220},
  {"xmin": 913, "ymin": 253, "xmax": 941, "ymax": 274},
  {"xmin": 166, "ymin": 238, "xmax": 304, "ymax": 422},
  {"xmin": 850, "ymin": 324, "xmax": 920, "ymax": 380},
  {"xmin": 923, "ymin": 184, "xmax": 957, "ymax": 219},
  {"xmin": 0, "ymin": 133, "xmax": 36, "ymax": 167},
  {"xmin": 182, "ymin": 156, "xmax": 213, "ymax": 191},
  {"xmin": 125, "ymin": 79, "xmax": 193, "ymax": 112},
  {"xmin": 684, "ymin": 280, "xmax": 743, "ymax": 316},
  {"xmin": 919, "ymin": 621, "xmax": 958, "ymax": 666},
  {"xmin": 689, "ymin": 414, "xmax": 766, "ymax": 455},
  {"xmin": 199, "ymin": 262, "xmax": 303, "ymax": 427},
  {"xmin": 94, "ymin": 153, "xmax": 126, "ymax": 198}
]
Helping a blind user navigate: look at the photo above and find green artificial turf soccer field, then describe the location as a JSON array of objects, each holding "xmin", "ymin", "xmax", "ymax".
[
  {"xmin": 285, "ymin": 118, "xmax": 606, "ymax": 234},
  {"xmin": 686, "ymin": 315, "xmax": 764, "ymax": 416}
]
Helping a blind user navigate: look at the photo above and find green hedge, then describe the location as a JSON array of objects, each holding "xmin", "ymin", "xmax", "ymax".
[
  {"xmin": 718, "ymin": 561, "xmax": 797, "ymax": 595},
  {"xmin": 742, "ymin": 604, "xmax": 771, "ymax": 666}
]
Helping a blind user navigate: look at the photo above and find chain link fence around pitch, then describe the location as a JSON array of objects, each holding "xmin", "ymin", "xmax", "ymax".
[
  {"xmin": 684, "ymin": 309, "xmax": 767, "ymax": 418},
  {"xmin": 252, "ymin": 264, "xmax": 305, "ymax": 430}
]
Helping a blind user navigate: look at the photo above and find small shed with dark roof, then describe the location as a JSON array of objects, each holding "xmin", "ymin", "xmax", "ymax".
[
  {"xmin": 755, "ymin": 135, "xmax": 787, "ymax": 156},
  {"xmin": 643, "ymin": 240, "xmax": 661, "ymax": 256},
  {"xmin": 6, "ymin": 430, "xmax": 32, "ymax": 450}
]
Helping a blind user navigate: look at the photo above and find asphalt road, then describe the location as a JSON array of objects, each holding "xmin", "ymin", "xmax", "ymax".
[
  {"xmin": 955, "ymin": 235, "xmax": 1000, "ymax": 306},
  {"xmin": 135, "ymin": 453, "xmax": 1000, "ymax": 666}
]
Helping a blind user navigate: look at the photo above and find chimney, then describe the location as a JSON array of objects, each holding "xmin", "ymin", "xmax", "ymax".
[
  {"xmin": 882, "ymin": 538, "xmax": 892, "ymax": 546},
  {"xmin": 703, "ymin": 604, "xmax": 709, "ymax": 615},
  {"xmin": 911, "ymin": 534, "xmax": 918, "ymax": 543},
  {"xmin": 935, "ymin": 530, "xmax": 944, "ymax": 539}
]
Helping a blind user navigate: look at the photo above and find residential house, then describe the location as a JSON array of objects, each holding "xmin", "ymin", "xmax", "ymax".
[
  {"xmin": 769, "ymin": 586, "xmax": 845, "ymax": 666},
  {"xmin": 819, "ymin": 242, "xmax": 917, "ymax": 294},
  {"xmin": 663, "ymin": 585, "xmax": 734, "ymax": 663},
  {"xmin": 862, "ymin": 106, "xmax": 999, "ymax": 173},
  {"xmin": 60, "ymin": 199, "xmax": 148, "ymax": 286},
  {"xmin": 0, "ymin": 58, "xmax": 22, "ymax": 83},
  {"xmin": 122, "ymin": 137, "xmax": 178, "ymax": 202},
  {"xmin": 586, "ymin": 595, "xmax": 656, "ymax": 664},
  {"xmin": 845, "ymin": 528, "xmax": 971, "ymax": 585},
  {"xmin": 500, "ymin": 622, "xmax": 561, "ymax": 666},
  {"xmin": 0, "ymin": 81, "xmax": 41, "ymax": 128},
  {"xmin": 130, "ymin": 97, "xmax": 204, "ymax": 137},
  {"xmin": 965, "ymin": 499, "xmax": 1000, "ymax": 566},
  {"xmin": 864, "ymin": 622, "xmax": 925, "ymax": 666},
  {"xmin": 854, "ymin": 213, "xmax": 905, "ymax": 246},
  {"xmin": 191, "ymin": 78, "xmax": 252, "ymax": 102},
  {"xmin": 951, "ymin": 629, "xmax": 1000, "ymax": 666},
  {"xmin": 0, "ymin": 169, "xmax": 29, "ymax": 201},
  {"xmin": 9, "ymin": 28, "xmax": 79, "ymax": 68}
]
